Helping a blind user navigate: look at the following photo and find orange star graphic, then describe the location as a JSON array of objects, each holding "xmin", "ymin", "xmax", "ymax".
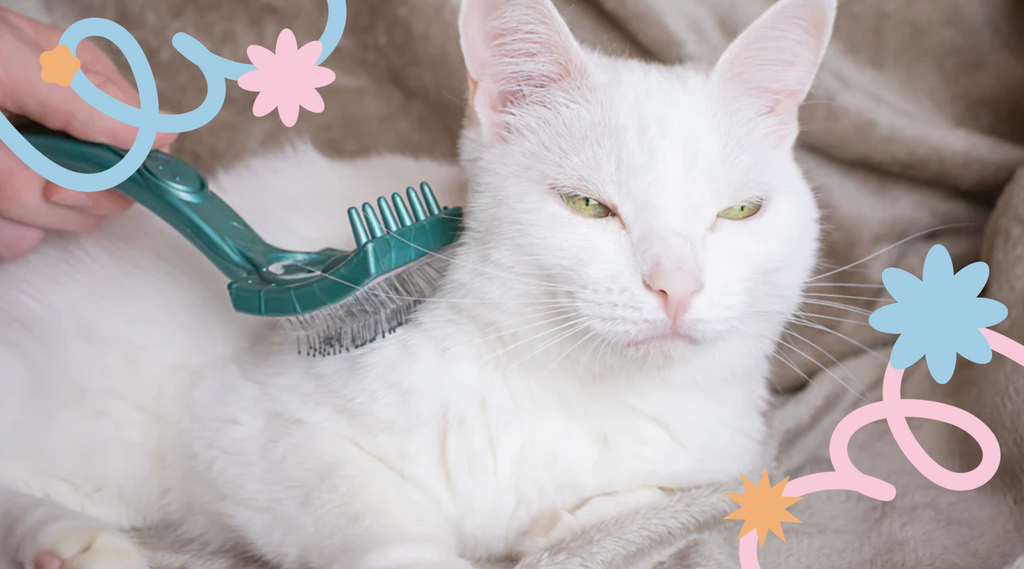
[
  {"xmin": 724, "ymin": 469, "xmax": 803, "ymax": 548},
  {"xmin": 39, "ymin": 45, "xmax": 81, "ymax": 87}
]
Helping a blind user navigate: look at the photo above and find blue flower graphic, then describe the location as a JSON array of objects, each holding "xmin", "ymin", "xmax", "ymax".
[{"xmin": 869, "ymin": 244, "xmax": 1008, "ymax": 384}]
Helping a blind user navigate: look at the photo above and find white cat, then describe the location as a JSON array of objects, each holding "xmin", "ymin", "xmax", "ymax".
[{"xmin": 0, "ymin": 0, "xmax": 835, "ymax": 568}]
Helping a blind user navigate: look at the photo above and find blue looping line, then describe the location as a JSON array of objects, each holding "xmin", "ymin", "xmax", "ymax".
[{"xmin": 0, "ymin": 0, "xmax": 347, "ymax": 193}]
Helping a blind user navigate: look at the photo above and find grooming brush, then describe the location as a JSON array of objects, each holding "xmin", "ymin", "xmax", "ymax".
[{"xmin": 20, "ymin": 125, "xmax": 463, "ymax": 356}]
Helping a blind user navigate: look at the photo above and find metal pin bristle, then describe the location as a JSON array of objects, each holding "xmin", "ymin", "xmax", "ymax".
[
  {"xmin": 285, "ymin": 254, "xmax": 451, "ymax": 357},
  {"xmin": 290, "ymin": 181, "xmax": 458, "ymax": 357}
]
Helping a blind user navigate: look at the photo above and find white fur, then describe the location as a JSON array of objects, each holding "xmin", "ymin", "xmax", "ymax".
[{"xmin": 0, "ymin": 0, "xmax": 834, "ymax": 568}]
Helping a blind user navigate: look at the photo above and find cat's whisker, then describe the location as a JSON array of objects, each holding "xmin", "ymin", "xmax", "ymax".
[
  {"xmin": 484, "ymin": 317, "xmax": 590, "ymax": 362},
  {"xmin": 782, "ymin": 329, "xmax": 868, "ymax": 396},
  {"xmin": 803, "ymin": 283, "xmax": 885, "ymax": 288},
  {"xmin": 788, "ymin": 316, "xmax": 888, "ymax": 361},
  {"xmin": 448, "ymin": 309, "xmax": 580, "ymax": 351},
  {"xmin": 771, "ymin": 336, "xmax": 869, "ymax": 402},
  {"xmin": 443, "ymin": 304, "xmax": 586, "ymax": 352},
  {"xmin": 578, "ymin": 334, "xmax": 606, "ymax": 375},
  {"xmin": 370, "ymin": 235, "xmax": 577, "ymax": 296},
  {"xmin": 595, "ymin": 335, "xmax": 614, "ymax": 374},
  {"xmin": 807, "ymin": 223, "xmax": 977, "ymax": 283},
  {"xmin": 512, "ymin": 321, "xmax": 592, "ymax": 370},
  {"xmin": 791, "ymin": 311, "xmax": 870, "ymax": 327},
  {"xmin": 800, "ymin": 299, "xmax": 874, "ymax": 317},
  {"xmin": 295, "ymin": 262, "xmax": 578, "ymax": 307},
  {"xmin": 381, "ymin": 228, "xmax": 577, "ymax": 293},
  {"xmin": 469, "ymin": 303, "xmax": 580, "ymax": 329},
  {"xmin": 811, "ymin": 259, "xmax": 875, "ymax": 272},
  {"xmin": 769, "ymin": 349, "xmax": 813, "ymax": 390},
  {"xmin": 542, "ymin": 330, "xmax": 599, "ymax": 378},
  {"xmin": 460, "ymin": 301, "xmax": 582, "ymax": 326},
  {"xmin": 439, "ymin": 306, "xmax": 578, "ymax": 350},
  {"xmin": 745, "ymin": 327, "xmax": 819, "ymax": 392},
  {"xmin": 803, "ymin": 292, "xmax": 893, "ymax": 303},
  {"xmin": 747, "ymin": 307, "xmax": 870, "ymax": 328},
  {"xmin": 814, "ymin": 261, "xmax": 870, "ymax": 270}
]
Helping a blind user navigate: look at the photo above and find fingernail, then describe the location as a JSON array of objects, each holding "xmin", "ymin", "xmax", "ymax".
[{"xmin": 46, "ymin": 188, "xmax": 92, "ymax": 208}]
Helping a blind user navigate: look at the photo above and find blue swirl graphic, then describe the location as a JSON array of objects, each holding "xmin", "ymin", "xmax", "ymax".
[{"xmin": 0, "ymin": 0, "xmax": 346, "ymax": 192}]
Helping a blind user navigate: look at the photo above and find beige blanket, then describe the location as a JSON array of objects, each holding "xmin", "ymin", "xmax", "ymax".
[{"xmin": 25, "ymin": 0, "xmax": 1024, "ymax": 567}]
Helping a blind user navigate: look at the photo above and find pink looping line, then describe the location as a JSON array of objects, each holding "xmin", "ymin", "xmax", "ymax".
[{"xmin": 738, "ymin": 329, "xmax": 1022, "ymax": 569}]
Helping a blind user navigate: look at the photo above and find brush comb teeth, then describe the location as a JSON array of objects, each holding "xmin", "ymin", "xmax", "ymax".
[{"xmin": 348, "ymin": 183, "xmax": 445, "ymax": 248}]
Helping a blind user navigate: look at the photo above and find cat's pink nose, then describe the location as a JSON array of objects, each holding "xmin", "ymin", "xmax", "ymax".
[{"xmin": 644, "ymin": 268, "xmax": 704, "ymax": 327}]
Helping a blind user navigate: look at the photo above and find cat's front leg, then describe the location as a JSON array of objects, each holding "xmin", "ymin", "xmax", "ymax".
[
  {"xmin": 271, "ymin": 494, "xmax": 475, "ymax": 569},
  {"xmin": 218, "ymin": 474, "xmax": 474, "ymax": 569},
  {"xmin": 513, "ymin": 488, "xmax": 672, "ymax": 557},
  {"xmin": 218, "ymin": 480, "xmax": 474, "ymax": 569},
  {"xmin": 198, "ymin": 432, "xmax": 474, "ymax": 569},
  {"xmin": 0, "ymin": 485, "xmax": 146, "ymax": 569}
]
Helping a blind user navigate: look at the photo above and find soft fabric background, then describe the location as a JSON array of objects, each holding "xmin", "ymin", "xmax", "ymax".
[{"xmin": 7, "ymin": 0, "xmax": 1024, "ymax": 567}]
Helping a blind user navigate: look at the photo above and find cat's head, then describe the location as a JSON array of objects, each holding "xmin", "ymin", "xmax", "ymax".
[{"xmin": 452, "ymin": 0, "xmax": 834, "ymax": 365}]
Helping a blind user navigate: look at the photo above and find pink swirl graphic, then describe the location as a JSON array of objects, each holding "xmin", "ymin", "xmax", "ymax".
[{"xmin": 738, "ymin": 328, "xmax": 1022, "ymax": 568}]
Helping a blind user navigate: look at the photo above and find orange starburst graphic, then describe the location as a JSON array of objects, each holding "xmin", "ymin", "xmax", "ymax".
[{"xmin": 725, "ymin": 469, "xmax": 803, "ymax": 548}]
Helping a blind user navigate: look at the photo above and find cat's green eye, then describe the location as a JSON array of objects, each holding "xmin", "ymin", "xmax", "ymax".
[
  {"xmin": 718, "ymin": 201, "xmax": 763, "ymax": 221},
  {"xmin": 561, "ymin": 193, "xmax": 614, "ymax": 219}
]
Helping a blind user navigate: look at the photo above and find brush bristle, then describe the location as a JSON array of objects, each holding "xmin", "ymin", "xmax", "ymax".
[{"xmin": 286, "ymin": 253, "xmax": 451, "ymax": 357}]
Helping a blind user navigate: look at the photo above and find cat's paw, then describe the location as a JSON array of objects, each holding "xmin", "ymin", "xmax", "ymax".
[
  {"xmin": 513, "ymin": 488, "xmax": 672, "ymax": 557},
  {"xmin": 569, "ymin": 487, "xmax": 671, "ymax": 527},
  {"xmin": 354, "ymin": 545, "xmax": 474, "ymax": 569},
  {"xmin": 22, "ymin": 523, "xmax": 146, "ymax": 569},
  {"xmin": 512, "ymin": 510, "xmax": 585, "ymax": 558}
]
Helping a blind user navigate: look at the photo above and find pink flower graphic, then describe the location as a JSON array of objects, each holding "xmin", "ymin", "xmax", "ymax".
[{"xmin": 238, "ymin": 29, "xmax": 336, "ymax": 127}]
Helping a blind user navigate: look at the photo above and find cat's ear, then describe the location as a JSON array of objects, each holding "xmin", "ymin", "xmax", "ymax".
[
  {"xmin": 459, "ymin": 0, "xmax": 589, "ymax": 140},
  {"xmin": 711, "ymin": 0, "xmax": 837, "ymax": 145}
]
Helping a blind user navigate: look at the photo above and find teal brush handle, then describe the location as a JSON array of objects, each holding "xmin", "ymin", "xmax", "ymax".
[
  {"xmin": 17, "ymin": 125, "xmax": 464, "ymax": 323},
  {"xmin": 20, "ymin": 127, "xmax": 338, "ymax": 283}
]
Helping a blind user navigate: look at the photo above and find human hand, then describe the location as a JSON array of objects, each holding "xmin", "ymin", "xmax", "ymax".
[{"xmin": 0, "ymin": 7, "xmax": 177, "ymax": 261}]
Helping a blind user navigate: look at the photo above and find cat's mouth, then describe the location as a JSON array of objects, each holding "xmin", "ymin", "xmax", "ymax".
[{"xmin": 625, "ymin": 330, "xmax": 697, "ymax": 348}]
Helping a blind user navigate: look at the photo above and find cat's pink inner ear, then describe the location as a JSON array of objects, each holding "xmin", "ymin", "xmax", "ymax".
[
  {"xmin": 459, "ymin": 0, "xmax": 588, "ymax": 139},
  {"xmin": 711, "ymin": 0, "xmax": 837, "ymax": 142}
]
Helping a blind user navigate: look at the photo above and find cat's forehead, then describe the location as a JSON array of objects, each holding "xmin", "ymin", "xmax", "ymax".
[
  {"xmin": 559, "ymin": 56, "xmax": 757, "ymax": 210},
  {"xmin": 597, "ymin": 59, "xmax": 720, "ymax": 136}
]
